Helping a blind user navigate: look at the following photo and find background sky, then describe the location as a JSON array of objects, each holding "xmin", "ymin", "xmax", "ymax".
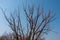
[{"xmin": 0, "ymin": 0, "xmax": 60, "ymax": 40}]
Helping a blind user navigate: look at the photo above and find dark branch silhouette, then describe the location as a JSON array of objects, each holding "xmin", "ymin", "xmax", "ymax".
[{"xmin": 0, "ymin": 3, "xmax": 55, "ymax": 40}]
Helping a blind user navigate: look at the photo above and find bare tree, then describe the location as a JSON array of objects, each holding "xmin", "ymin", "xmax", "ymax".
[
  {"xmin": 23, "ymin": 5, "xmax": 55, "ymax": 40},
  {"xmin": 1, "ymin": 3, "xmax": 55, "ymax": 40}
]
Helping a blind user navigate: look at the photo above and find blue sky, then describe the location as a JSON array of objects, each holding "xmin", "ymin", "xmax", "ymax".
[{"xmin": 0, "ymin": 0, "xmax": 60, "ymax": 40}]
